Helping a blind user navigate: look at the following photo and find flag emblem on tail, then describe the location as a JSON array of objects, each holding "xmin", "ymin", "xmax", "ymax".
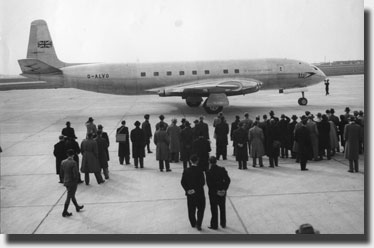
[{"xmin": 37, "ymin": 40, "xmax": 52, "ymax": 48}]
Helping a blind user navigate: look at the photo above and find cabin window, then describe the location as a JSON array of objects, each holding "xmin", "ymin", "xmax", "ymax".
[
  {"xmin": 167, "ymin": 71, "xmax": 172, "ymax": 76},
  {"xmin": 179, "ymin": 71, "xmax": 185, "ymax": 76},
  {"xmin": 223, "ymin": 69, "xmax": 228, "ymax": 74},
  {"xmin": 192, "ymin": 70, "xmax": 197, "ymax": 75},
  {"xmin": 234, "ymin": 69, "xmax": 240, "ymax": 74},
  {"xmin": 141, "ymin": 72, "xmax": 146, "ymax": 77},
  {"xmin": 153, "ymin": 72, "xmax": 159, "ymax": 76},
  {"xmin": 204, "ymin": 70, "xmax": 210, "ymax": 75}
]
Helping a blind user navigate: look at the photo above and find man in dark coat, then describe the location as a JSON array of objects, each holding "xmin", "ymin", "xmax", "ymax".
[
  {"xmin": 230, "ymin": 115, "xmax": 240, "ymax": 156},
  {"xmin": 338, "ymin": 115, "xmax": 348, "ymax": 152},
  {"xmin": 294, "ymin": 116, "xmax": 312, "ymax": 171},
  {"xmin": 259, "ymin": 114, "xmax": 269, "ymax": 156},
  {"xmin": 142, "ymin": 114, "xmax": 153, "ymax": 153},
  {"xmin": 53, "ymin": 135, "xmax": 67, "ymax": 183},
  {"xmin": 180, "ymin": 121, "xmax": 193, "ymax": 169},
  {"xmin": 131, "ymin": 121, "xmax": 146, "ymax": 168},
  {"xmin": 195, "ymin": 116, "xmax": 210, "ymax": 141},
  {"xmin": 317, "ymin": 115, "xmax": 331, "ymax": 160},
  {"xmin": 192, "ymin": 135, "xmax": 211, "ymax": 172},
  {"xmin": 279, "ymin": 114, "xmax": 291, "ymax": 158},
  {"xmin": 324, "ymin": 79, "xmax": 330, "ymax": 95},
  {"xmin": 287, "ymin": 115, "xmax": 298, "ymax": 159},
  {"xmin": 65, "ymin": 136, "xmax": 83, "ymax": 183},
  {"xmin": 62, "ymin": 121, "xmax": 76, "ymax": 139},
  {"xmin": 117, "ymin": 120, "xmax": 130, "ymax": 165},
  {"xmin": 95, "ymin": 130, "xmax": 109, "ymax": 179},
  {"xmin": 154, "ymin": 123, "xmax": 171, "ymax": 172},
  {"xmin": 267, "ymin": 118, "xmax": 281, "ymax": 167},
  {"xmin": 344, "ymin": 117, "xmax": 362, "ymax": 172},
  {"xmin": 214, "ymin": 117, "xmax": 229, "ymax": 160},
  {"xmin": 60, "ymin": 149, "xmax": 84, "ymax": 217},
  {"xmin": 181, "ymin": 154, "xmax": 206, "ymax": 231},
  {"xmin": 155, "ymin": 114, "xmax": 168, "ymax": 131},
  {"xmin": 81, "ymin": 133, "xmax": 105, "ymax": 185},
  {"xmin": 206, "ymin": 156, "xmax": 230, "ymax": 230},
  {"xmin": 232, "ymin": 122, "xmax": 248, "ymax": 169},
  {"xmin": 98, "ymin": 124, "xmax": 110, "ymax": 161}
]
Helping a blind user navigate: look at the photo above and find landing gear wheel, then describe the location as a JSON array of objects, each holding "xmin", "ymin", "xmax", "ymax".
[
  {"xmin": 186, "ymin": 100, "xmax": 202, "ymax": 107},
  {"xmin": 203, "ymin": 105, "xmax": 224, "ymax": 114},
  {"xmin": 298, "ymin": 97, "xmax": 308, "ymax": 106}
]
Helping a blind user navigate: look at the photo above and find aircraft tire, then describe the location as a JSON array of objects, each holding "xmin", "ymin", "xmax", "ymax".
[
  {"xmin": 203, "ymin": 105, "xmax": 224, "ymax": 114},
  {"xmin": 298, "ymin": 97, "xmax": 308, "ymax": 106},
  {"xmin": 186, "ymin": 100, "xmax": 202, "ymax": 107}
]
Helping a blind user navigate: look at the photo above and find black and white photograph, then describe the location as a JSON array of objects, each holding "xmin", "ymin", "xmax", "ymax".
[{"xmin": 0, "ymin": 0, "xmax": 368, "ymax": 241}]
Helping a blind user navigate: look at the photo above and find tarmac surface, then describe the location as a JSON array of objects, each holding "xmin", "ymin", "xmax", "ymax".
[{"xmin": 0, "ymin": 74, "xmax": 365, "ymax": 236}]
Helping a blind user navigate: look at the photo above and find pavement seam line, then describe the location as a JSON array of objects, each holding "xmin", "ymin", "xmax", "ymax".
[
  {"xmin": 227, "ymin": 195, "xmax": 249, "ymax": 234},
  {"xmin": 31, "ymin": 190, "xmax": 67, "ymax": 234}
]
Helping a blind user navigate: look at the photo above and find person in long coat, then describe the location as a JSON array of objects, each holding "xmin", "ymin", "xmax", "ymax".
[
  {"xmin": 230, "ymin": 116, "xmax": 240, "ymax": 156},
  {"xmin": 214, "ymin": 117, "xmax": 229, "ymax": 160},
  {"xmin": 344, "ymin": 117, "xmax": 362, "ymax": 172},
  {"xmin": 80, "ymin": 133, "xmax": 104, "ymax": 185},
  {"xmin": 248, "ymin": 121, "xmax": 265, "ymax": 167},
  {"xmin": 154, "ymin": 123, "xmax": 171, "ymax": 172},
  {"xmin": 338, "ymin": 115, "xmax": 348, "ymax": 152},
  {"xmin": 98, "ymin": 124, "xmax": 110, "ymax": 161},
  {"xmin": 180, "ymin": 121, "xmax": 193, "ymax": 169},
  {"xmin": 306, "ymin": 116, "xmax": 319, "ymax": 161},
  {"xmin": 287, "ymin": 115, "xmax": 298, "ymax": 159},
  {"xmin": 267, "ymin": 118, "xmax": 281, "ymax": 167},
  {"xmin": 142, "ymin": 114, "xmax": 153, "ymax": 153},
  {"xmin": 53, "ymin": 135, "xmax": 67, "ymax": 183},
  {"xmin": 85, "ymin": 117, "xmax": 97, "ymax": 138},
  {"xmin": 317, "ymin": 115, "xmax": 331, "ymax": 160},
  {"xmin": 192, "ymin": 135, "xmax": 211, "ymax": 172},
  {"xmin": 166, "ymin": 119, "xmax": 181, "ymax": 163},
  {"xmin": 279, "ymin": 114, "xmax": 291, "ymax": 158},
  {"xmin": 95, "ymin": 130, "xmax": 109, "ymax": 179},
  {"xmin": 259, "ymin": 115, "xmax": 269, "ymax": 156},
  {"xmin": 130, "ymin": 121, "xmax": 146, "ymax": 168},
  {"xmin": 232, "ymin": 122, "xmax": 248, "ymax": 170},
  {"xmin": 62, "ymin": 121, "xmax": 76, "ymax": 139},
  {"xmin": 329, "ymin": 120, "xmax": 339, "ymax": 156},
  {"xmin": 117, "ymin": 120, "xmax": 130, "ymax": 165},
  {"xmin": 195, "ymin": 116, "xmax": 210, "ymax": 141},
  {"xmin": 292, "ymin": 118, "xmax": 304, "ymax": 163},
  {"xmin": 65, "ymin": 136, "xmax": 83, "ymax": 183},
  {"xmin": 294, "ymin": 116, "xmax": 312, "ymax": 170},
  {"xmin": 155, "ymin": 114, "xmax": 168, "ymax": 131}
]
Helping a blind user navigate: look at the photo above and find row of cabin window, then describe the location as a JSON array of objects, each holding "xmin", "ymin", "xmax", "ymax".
[{"xmin": 140, "ymin": 69, "xmax": 240, "ymax": 77}]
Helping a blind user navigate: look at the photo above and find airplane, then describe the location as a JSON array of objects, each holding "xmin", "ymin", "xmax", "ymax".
[{"xmin": 18, "ymin": 20, "xmax": 326, "ymax": 114}]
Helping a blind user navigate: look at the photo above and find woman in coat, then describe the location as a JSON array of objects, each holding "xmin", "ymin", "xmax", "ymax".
[
  {"xmin": 130, "ymin": 121, "xmax": 146, "ymax": 168},
  {"xmin": 180, "ymin": 121, "xmax": 193, "ymax": 169},
  {"xmin": 117, "ymin": 120, "xmax": 130, "ymax": 165},
  {"xmin": 248, "ymin": 121, "xmax": 265, "ymax": 167},
  {"xmin": 154, "ymin": 123, "xmax": 171, "ymax": 172},
  {"xmin": 80, "ymin": 133, "xmax": 104, "ymax": 185}
]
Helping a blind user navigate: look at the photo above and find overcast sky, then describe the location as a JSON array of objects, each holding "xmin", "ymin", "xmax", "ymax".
[{"xmin": 0, "ymin": 0, "xmax": 365, "ymax": 75}]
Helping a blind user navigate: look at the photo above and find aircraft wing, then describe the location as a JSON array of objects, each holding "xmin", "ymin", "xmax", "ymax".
[{"xmin": 146, "ymin": 78, "xmax": 263, "ymax": 96}]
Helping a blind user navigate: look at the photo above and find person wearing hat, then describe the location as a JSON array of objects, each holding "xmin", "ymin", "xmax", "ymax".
[
  {"xmin": 98, "ymin": 124, "xmax": 110, "ymax": 161},
  {"xmin": 154, "ymin": 123, "xmax": 171, "ymax": 172},
  {"xmin": 306, "ymin": 114, "xmax": 320, "ymax": 161},
  {"xmin": 179, "ymin": 118, "xmax": 187, "ymax": 130},
  {"xmin": 214, "ymin": 116, "xmax": 229, "ymax": 160},
  {"xmin": 117, "ymin": 120, "xmax": 131, "ymax": 165},
  {"xmin": 130, "ymin": 121, "xmax": 146, "ymax": 169},
  {"xmin": 344, "ymin": 107, "xmax": 353, "ymax": 120},
  {"xmin": 167, "ymin": 118, "xmax": 181, "ymax": 163},
  {"xmin": 85, "ymin": 117, "xmax": 97, "ymax": 138},
  {"xmin": 295, "ymin": 223, "xmax": 320, "ymax": 234},
  {"xmin": 60, "ymin": 149, "xmax": 84, "ymax": 217},
  {"xmin": 328, "ymin": 108, "xmax": 340, "ymax": 153},
  {"xmin": 95, "ymin": 130, "xmax": 110, "ymax": 179},
  {"xmin": 279, "ymin": 114, "xmax": 291, "ymax": 158},
  {"xmin": 266, "ymin": 118, "xmax": 281, "ymax": 167},
  {"xmin": 62, "ymin": 121, "xmax": 77, "ymax": 139},
  {"xmin": 344, "ymin": 116, "xmax": 362, "ymax": 173},
  {"xmin": 317, "ymin": 114, "xmax": 331, "ymax": 160},
  {"xmin": 65, "ymin": 136, "xmax": 84, "ymax": 183},
  {"xmin": 213, "ymin": 112, "xmax": 224, "ymax": 128},
  {"xmin": 287, "ymin": 115, "xmax": 298, "ymax": 159},
  {"xmin": 248, "ymin": 121, "xmax": 265, "ymax": 167},
  {"xmin": 206, "ymin": 156, "xmax": 230, "ymax": 230},
  {"xmin": 192, "ymin": 119, "xmax": 200, "ymax": 141},
  {"xmin": 181, "ymin": 154, "xmax": 206, "ymax": 231},
  {"xmin": 180, "ymin": 121, "xmax": 193, "ymax": 169},
  {"xmin": 192, "ymin": 133, "xmax": 212, "ymax": 172},
  {"xmin": 295, "ymin": 116, "xmax": 312, "ymax": 170},
  {"xmin": 230, "ymin": 115, "xmax": 241, "ymax": 156},
  {"xmin": 142, "ymin": 114, "xmax": 153, "ymax": 153},
  {"xmin": 232, "ymin": 122, "xmax": 248, "ymax": 170},
  {"xmin": 195, "ymin": 116, "xmax": 210, "ymax": 141},
  {"xmin": 155, "ymin": 114, "xmax": 168, "ymax": 131},
  {"xmin": 53, "ymin": 135, "xmax": 67, "ymax": 183}
]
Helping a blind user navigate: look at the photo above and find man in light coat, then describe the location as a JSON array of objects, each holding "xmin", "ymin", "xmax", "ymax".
[
  {"xmin": 154, "ymin": 123, "xmax": 171, "ymax": 172},
  {"xmin": 248, "ymin": 121, "xmax": 265, "ymax": 167}
]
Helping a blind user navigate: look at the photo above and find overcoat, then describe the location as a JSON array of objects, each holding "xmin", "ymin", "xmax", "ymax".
[
  {"xmin": 130, "ymin": 127, "xmax": 146, "ymax": 158},
  {"xmin": 344, "ymin": 122, "xmax": 362, "ymax": 160},
  {"xmin": 95, "ymin": 136, "xmax": 109, "ymax": 169},
  {"xmin": 215, "ymin": 121, "xmax": 229, "ymax": 146},
  {"xmin": 117, "ymin": 126, "xmax": 130, "ymax": 157},
  {"xmin": 232, "ymin": 128, "xmax": 248, "ymax": 161},
  {"xmin": 53, "ymin": 140, "xmax": 67, "ymax": 175},
  {"xmin": 248, "ymin": 126, "xmax": 265, "ymax": 157},
  {"xmin": 317, "ymin": 120, "xmax": 330, "ymax": 150},
  {"xmin": 80, "ymin": 138, "xmax": 101, "ymax": 173},
  {"xmin": 180, "ymin": 127, "xmax": 193, "ymax": 161},
  {"xmin": 166, "ymin": 123, "xmax": 181, "ymax": 153},
  {"xmin": 192, "ymin": 137, "xmax": 211, "ymax": 169},
  {"xmin": 329, "ymin": 121, "xmax": 339, "ymax": 150},
  {"xmin": 294, "ymin": 125, "xmax": 312, "ymax": 160},
  {"xmin": 154, "ymin": 129, "xmax": 170, "ymax": 161},
  {"xmin": 142, "ymin": 120, "xmax": 152, "ymax": 139},
  {"xmin": 266, "ymin": 122, "xmax": 281, "ymax": 157}
]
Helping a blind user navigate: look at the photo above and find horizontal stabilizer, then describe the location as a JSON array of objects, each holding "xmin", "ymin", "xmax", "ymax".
[{"xmin": 18, "ymin": 59, "xmax": 62, "ymax": 75}]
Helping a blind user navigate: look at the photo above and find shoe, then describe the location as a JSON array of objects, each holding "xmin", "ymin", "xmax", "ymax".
[
  {"xmin": 259, "ymin": 165, "xmax": 264, "ymax": 167},
  {"xmin": 355, "ymin": 170, "xmax": 359, "ymax": 172},
  {"xmin": 166, "ymin": 169, "xmax": 172, "ymax": 172},
  {"xmin": 301, "ymin": 168, "xmax": 309, "ymax": 171},
  {"xmin": 59, "ymin": 181, "xmax": 63, "ymax": 184},
  {"xmin": 148, "ymin": 151, "xmax": 153, "ymax": 153},
  {"xmin": 208, "ymin": 226, "xmax": 218, "ymax": 230},
  {"xmin": 140, "ymin": 166, "xmax": 144, "ymax": 169},
  {"xmin": 105, "ymin": 176, "xmax": 109, "ymax": 180},
  {"xmin": 135, "ymin": 166, "xmax": 138, "ymax": 169},
  {"xmin": 348, "ymin": 170, "xmax": 354, "ymax": 173},
  {"xmin": 221, "ymin": 224, "xmax": 226, "ymax": 228},
  {"xmin": 197, "ymin": 226, "xmax": 202, "ymax": 231},
  {"xmin": 252, "ymin": 165, "xmax": 256, "ymax": 168},
  {"xmin": 62, "ymin": 211, "xmax": 72, "ymax": 217},
  {"xmin": 191, "ymin": 224, "xmax": 196, "ymax": 228},
  {"xmin": 269, "ymin": 165, "xmax": 274, "ymax": 168},
  {"xmin": 160, "ymin": 169, "xmax": 164, "ymax": 172},
  {"xmin": 78, "ymin": 180, "xmax": 84, "ymax": 184},
  {"xmin": 126, "ymin": 163, "xmax": 130, "ymax": 165},
  {"xmin": 98, "ymin": 180, "xmax": 105, "ymax": 184},
  {"xmin": 76, "ymin": 205, "xmax": 84, "ymax": 212}
]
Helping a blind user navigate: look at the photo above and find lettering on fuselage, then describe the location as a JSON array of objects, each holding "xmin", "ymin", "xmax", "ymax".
[{"xmin": 87, "ymin": 74, "xmax": 110, "ymax": 79}]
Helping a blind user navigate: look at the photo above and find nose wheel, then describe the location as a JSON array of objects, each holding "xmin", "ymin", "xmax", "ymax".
[{"xmin": 298, "ymin": 91, "xmax": 308, "ymax": 106}]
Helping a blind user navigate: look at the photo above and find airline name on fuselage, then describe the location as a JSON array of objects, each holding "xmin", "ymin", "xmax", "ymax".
[{"xmin": 87, "ymin": 73, "xmax": 110, "ymax": 79}]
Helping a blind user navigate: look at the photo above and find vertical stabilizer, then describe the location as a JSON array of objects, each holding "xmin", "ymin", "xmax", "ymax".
[{"xmin": 27, "ymin": 20, "xmax": 65, "ymax": 68}]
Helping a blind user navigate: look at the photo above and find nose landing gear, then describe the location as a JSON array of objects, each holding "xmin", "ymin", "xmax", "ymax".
[{"xmin": 298, "ymin": 91, "xmax": 308, "ymax": 106}]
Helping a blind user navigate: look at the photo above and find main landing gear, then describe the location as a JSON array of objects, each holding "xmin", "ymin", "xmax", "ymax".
[
  {"xmin": 202, "ymin": 99, "xmax": 223, "ymax": 114},
  {"xmin": 185, "ymin": 97, "xmax": 203, "ymax": 107},
  {"xmin": 298, "ymin": 91, "xmax": 308, "ymax": 106}
]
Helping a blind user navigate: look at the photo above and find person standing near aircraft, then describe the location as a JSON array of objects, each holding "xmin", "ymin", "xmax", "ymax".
[
  {"xmin": 95, "ymin": 130, "xmax": 110, "ymax": 179},
  {"xmin": 230, "ymin": 115, "xmax": 241, "ymax": 156},
  {"xmin": 130, "ymin": 121, "xmax": 146, "ymax": 169},
  {"xmin": 317, "ymin": 115, "xmax": 331, "ymax": 160},
  {"xmin": 267, "ymin": 118, "xmax": 281, "ymax": 167},
  {"xmin": 192, "ymin": 135, "xmax": 212, "ymax": 172},
  {"xmin": 142, "ymin": 114, "xmax": 153, "ymax": 153},
  {"xmin": 181, "ymin": 154, "xmax": 206, "ymax": 231},
  {"xmin": 167, "ymin": 118, "xmax": 181, "ymax": 163},
  {"xmin": 195, "ymin": 116, "xmax": 210, "ymax": 141},
  {"xmin": 233, "ymin": 122, "xmax": 248, "ymax": 170},
  {"xmin": 54, "ymin": 135, "xmax": 67, "ymax": 183},
  {"xmin": 214, "ymin": 116, "xmax": 229, "ymax": 160},
  {"xmin": 206, "ymin": 156, "xmax": 230, "ymax": 230},
  {"xmin": 306, "ymin": 115, "xmax": 320, "ymax": 161},
  {"xmin": 279, "ymin": 114, "xmax": 291, "ymax": 158},
  {"xmin": 294, "ymin": 116, "xmax": 312, "ymax": 171},
  {"xmin": 241, "ymin": 112, "xmax": 253, "ymax": 155},
  {"xmin": 344, "ymin": 116, "xmax": 362, "ymax": 173},
  {"xmin": 248, "ymin": 121, "xmax": 265, "ymax": 167},
  {"xmin": 155, "ymin": 115, "xmax": 168, "ymax": 131},
  {"xmin": 85, "ymin": 117, "xmax": 97, "ymax": 138},
  {"xmin": 154, "ymin": 123, "xmax": 171, "ymax": 172},
  {"xmin": 98, "ymin": 125, "xmax": 110, "ymax": 161},
  {"xmin": 180, "ymin": 121, "xmax": 193, "ymax": 169},
  {"xmin": 62, "ymin": 121, "xmax": 76, "ymax": 140},
  {"xmin": 65, "ymin": 136, "xmax": 83, "ymax": 183},
  {"xmin": 324, "ymin": 79, "xmax": 330, "ymax": 95},
  {"xmin": 117, "ymin": 121, "xmax": 130, "ymax": 165},
  {"xmin": 287, "ymin": 115, "xmax": 298, "ymax": 159},
  {"xmin": 60, "ymin": 149, "xmax": 84, "ymax": 217}
]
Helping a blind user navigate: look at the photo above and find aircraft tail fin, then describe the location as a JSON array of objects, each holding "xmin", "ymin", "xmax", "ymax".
[{"xmin": 26, "ymin": 20, "xmax": 65, "ymax": 68}]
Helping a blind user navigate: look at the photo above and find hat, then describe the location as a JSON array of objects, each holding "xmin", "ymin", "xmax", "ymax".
[
  {"xmin": 330, "ymin": 108, "xmax": 335, "ymax": 114},
  {"xmin": 305, "ymin": 111, "xmax": 310, "ymax": 116},
  {"xmin": 349, "ymin": 116, "xmax": 356, "ymax": 121},
  {"xmin": 134, "ymin": 121, "xmax": 141, "ymax": 126},
  {"xmin": 159, "ymin": 115, "xmax": 165, "ymax": 120},
  {"xmin": 199, "ymin": 115, "xmax": 204, "ymax": 120},
  {"xmin": 281, "ymin": 114, "xmax": 286, "ymax": 119},
  {"xmin": 300, "ymin": 115, "xmax": 307, "ymax": 121},
  {"xmin": 291, "ymin": 115, "xmax": 298, "ymax": 120},
  {"xmin": 144, "ymin": 114, "xmax": 150, "ymax": 119},
  {"xmin": 66, "ymin": 121, "xmax": 71, "ymax": 126},
  {"xmin": 295, "ymin": 223, "xmax": 320, "ymax": 234},
  {"xmin": 194, "ymin": 119, "xmax": 199, "ymax": 124},
  {"xmin": 325, "ymin": 109, "xmax": 331, "ymax": 114},
  {"xmin": 209, "ymin": 156, "xmax": 217, "ymax": 164},
  {"xmin": 121, "ymin": 120, "xmax": 126, "ymax": 125},
  {"xmin": 235, "ymin": 115, "xmax": 240, "ymax": 119},
  {"xmin": 172, "ymin": 118, "xmax": 177, "ymax": 123},
  {"xmin": 185, "ymin": 121, "xmax": 190, "ymax": 127},
  {"xmin": 88, "ymin": 117, "xmax": 94, "ymax": 122},
  {"xmin": 269, "ymin": 110, "xmax": 274, "ymax": 116},
  {"xmin": 98, "ymin": 124, "xmax": 103, "ymax": 129},
  {"xmin": 345, "ymin": 107, "xmax": 350, "ymax": 112},
  {"xmin": 244, "ymin": 112, "xmax": 249, "ymax": 117},
  {"xmin": 181, "ymin": 118, "xmax": 186, "ymax": 123}
]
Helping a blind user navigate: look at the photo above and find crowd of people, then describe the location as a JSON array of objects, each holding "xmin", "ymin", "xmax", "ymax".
[{"xmin": 54, "ymin": 107, "xmax": 364, "ymax": 221}]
